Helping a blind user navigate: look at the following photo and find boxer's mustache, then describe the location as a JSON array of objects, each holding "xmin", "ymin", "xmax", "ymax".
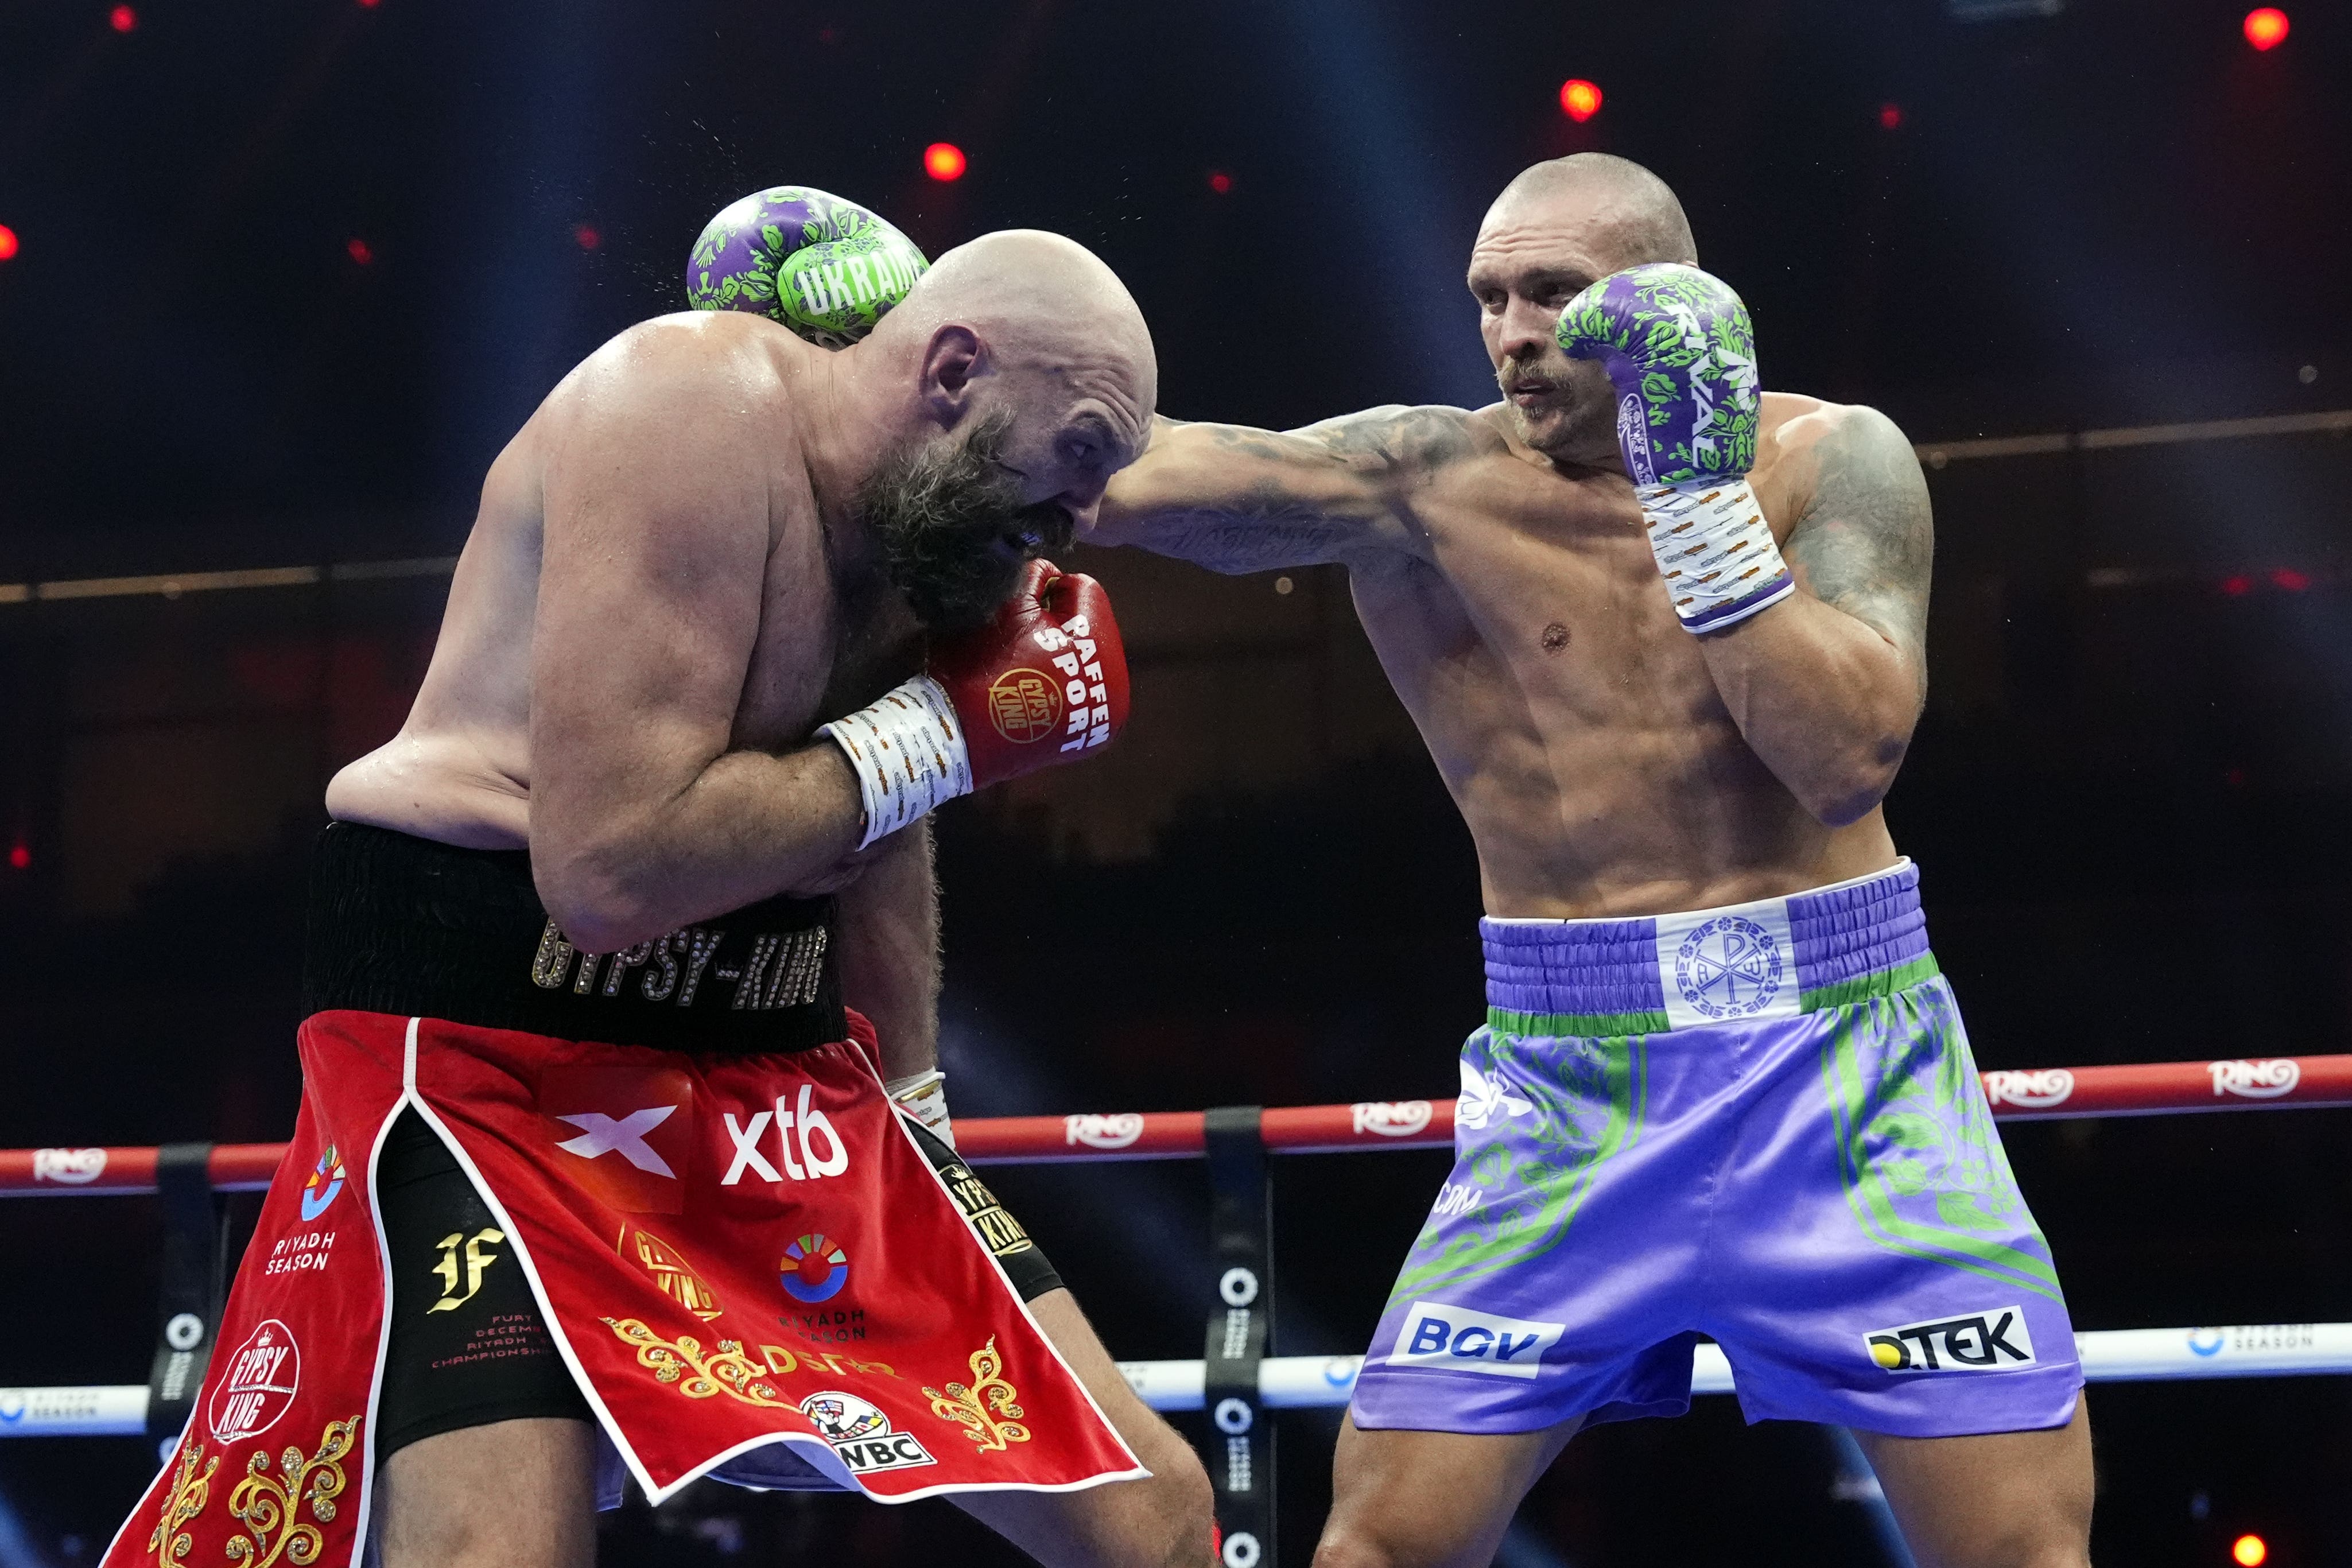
[
  {"xmin": 1498, "ymin": 353, "xmax": 1567, "ymax": 397},
  {"xmin": 859, "ymin": 410, "xmax": 1073, "ymax": 632}
]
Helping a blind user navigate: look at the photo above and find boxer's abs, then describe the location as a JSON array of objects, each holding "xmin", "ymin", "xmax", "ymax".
[{"xmin": 1354, "ymin": 469, "xmax": 1899, "ymax": 922}]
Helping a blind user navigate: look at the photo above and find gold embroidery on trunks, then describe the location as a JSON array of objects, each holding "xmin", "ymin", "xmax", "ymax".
[
  {"xmin": 618, "ymin": 1227, "xmax": 724, "ymax": 1321},
  {"xmin": 224, "ymin": 1416, "xmax": 358, "ymax": 1568},
  {"xmin": 146, "ymin": 1442, "xmax": 218, "ymax": 1563},
  {"xmin": 923, "ymin": 1337, "xmax": 1032, "ymax": 1454},
  {"xmin": 601, "ymin": 1317, "xmax": 791, "ymax": 1407}
]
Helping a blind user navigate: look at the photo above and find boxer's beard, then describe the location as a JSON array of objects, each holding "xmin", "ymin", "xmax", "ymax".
[{"xmin": 857, "ymin": 410, "xmax": 1075, "ymax": 632}]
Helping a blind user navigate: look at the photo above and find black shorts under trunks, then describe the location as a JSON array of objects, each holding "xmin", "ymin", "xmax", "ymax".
[{"xmin": 372, "ymin": 1106, "xmax": 1063, "ymax": 1461}]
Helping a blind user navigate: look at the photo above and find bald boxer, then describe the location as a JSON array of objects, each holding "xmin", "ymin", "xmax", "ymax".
[
  {"xmin": 1099, "ymin": 156, "xmax": 2091, "ymax": 1567},
  {"xmin": 292, "ymin": 229, "xmax": 1207, "ymax": 1565}
]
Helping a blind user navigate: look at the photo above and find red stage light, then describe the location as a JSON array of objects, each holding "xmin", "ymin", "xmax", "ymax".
[
  {"xmin": 109, "ymin": 5, "xmax": 136, "ymax": 32},
  {"xmin": 2243, "ymin": 8, "xmax": 2288, "ymax": 49},
  {"xmin": 2271, "ymin": 568, "xmax": 2310, "ymax": 592},
  {"xmin": 0, "ymin": 225, "xmax": 17, "ymax": 262},
  {"xmin": 346, "ymin": 238, "xmax": 374, "ymax": 265},
  {"xmin": 923, "ymin": 142, "xmax": 967, "ymax": 182},
  {"xmin": 1208, "ymin": 170, "xmax": 1233, "ymax": 195},
  {"xmin": 357, "ymin": 0, "xmax": 381, "ymax": 9},
  {"xmin": 1879, "ymin": 102, "xmax": 1904, "ymax": 130},
  {"xmin": 2219, "ymin": 575, "xmax": 2252, "ymax": 596},
  {"xmin": 2231, "ymin": 1534, "xmax": 2268, "ymax": 1567},
  {"xmin": 6, "ymin": 845, "xmax": 28, "ymax": 871},
  {"xmin": 1559, "ymin": 79, "xmax": 1604, "ymax": 123},
  {"xmin": 573, "ymin": 223, "xmax": 600, "ymax": 251}
]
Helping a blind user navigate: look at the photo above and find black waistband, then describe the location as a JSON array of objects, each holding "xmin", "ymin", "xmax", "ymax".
[{"xmin": 302, "ymin": 822, "xmax": 846, "ymax": 1054}]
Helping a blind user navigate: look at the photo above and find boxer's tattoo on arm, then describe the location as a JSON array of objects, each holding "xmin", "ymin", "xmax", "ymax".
[
  {"xmin": 1125, "ymin": 407, "xmax": 1478, "ymax": 573},
  {"xmin": 1784, "ymin": 407, "xmax": 1934, "ymax": 704},
  {"xmin": 1288, "ymin": 405, "xmax": 1483, "ymax": 475},
  {"xmin": 1130, "ymin": 503, "xmax": 1364, "ymax": 573}
]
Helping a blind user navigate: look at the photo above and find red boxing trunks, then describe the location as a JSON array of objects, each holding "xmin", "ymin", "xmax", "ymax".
[{"xmin": 102, "ymin": 826, "xmax": 1142, "ymax": 1568}]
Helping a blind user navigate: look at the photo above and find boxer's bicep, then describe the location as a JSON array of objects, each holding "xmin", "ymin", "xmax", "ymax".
[
  {"xmin": 1782, "ymin": 406, "xmax": 1934, "ymax": 706},
  {"xmin": 529, "ymin": 364, "xmax": 772, "ymax": 895},
  {"xmin": 1099, "ymin": 407, "xmax": 1468, "ymax": 572}
]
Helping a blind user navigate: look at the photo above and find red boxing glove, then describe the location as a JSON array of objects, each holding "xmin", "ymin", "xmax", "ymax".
[
  {"xmin": 930, "ymin": 559, "xmax": 1131, "ymax": 788},
  {"xmin": 819, "ymin": 560, "xmax": 1130, "ymax": 847}
]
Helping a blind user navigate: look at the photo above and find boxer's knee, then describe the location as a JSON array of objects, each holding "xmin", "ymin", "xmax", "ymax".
[
  {"xmin": 1312, "ymin": 1517, "xmax": 1470, "ymax": 1568},
  {"xmin": 1915, "ymin": 1530, "xmax": 2089, "ymax": 1568},
  {"xmin": 1121, "ymin": 1412, "xmax": 1216, "ymax": 1567},
  {"xmin": 1943, "ymin": 1507, "xmax": 2093, "ymax": 1568},
  {"xmin": 375, "ymin": 1418, "xmax": 596, "ymax": 1568}
]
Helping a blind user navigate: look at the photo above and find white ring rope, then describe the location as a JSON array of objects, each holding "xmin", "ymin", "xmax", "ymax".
[{"xmin": 4, "ymin": 1323, "xmax": 2344, "ymax": 1437}]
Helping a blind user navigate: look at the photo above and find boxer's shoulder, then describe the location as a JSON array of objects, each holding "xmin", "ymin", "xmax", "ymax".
[
  {"xmin": 528, "ymin": 311, "xmax": 825, "ymax": 565},
  {"xmin": 1754, "ymin": 392, "xmax": 1934, "ymax": 679},
  {"xmin": 1751, "ymin": 394, "xmax": 1922, "ymax": 538},
  {"xmin": 543, "ymin": 309, "xmax": 807, "ymax": 430}
]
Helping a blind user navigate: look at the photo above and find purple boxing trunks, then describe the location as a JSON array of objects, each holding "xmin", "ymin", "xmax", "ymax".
[{"xmin": 1349, "ymin": 860, "xmax": 2082, "ymax": 1439}]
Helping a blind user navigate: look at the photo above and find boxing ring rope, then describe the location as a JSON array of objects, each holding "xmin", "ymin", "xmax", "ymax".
[
  {"xmin": 7, "ymin": 1326, "xmax": 2350, "ymax": 1439},
  {"xmin": 6, "ymin": 1051, "xmax": 2348, "ymax": 1194},
  {"xmin": 3, "ymin": 1050, "xmax": 2348, "ymax": 1442}
]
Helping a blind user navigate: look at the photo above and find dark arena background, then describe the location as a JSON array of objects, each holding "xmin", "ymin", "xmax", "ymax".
[{"xmin": 3, "ymin": 1, "xmax": 2350, "ymax": 1565}]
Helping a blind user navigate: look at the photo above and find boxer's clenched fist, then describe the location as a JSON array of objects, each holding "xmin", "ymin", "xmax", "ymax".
[
  {"xmin": 932, "ymin": 560, "xmax": 1130, "ymax": 787},
  {"xmin": 1558, "ymin": 263, "xmax": 1794, "ymax": 634},
  {"xmin": 685, "ymin": 185, "xmax": 929, "ymax": 350},
  {"xmin": 820, "ymin": 561, "xmax": 1131, "ymax": 847}
]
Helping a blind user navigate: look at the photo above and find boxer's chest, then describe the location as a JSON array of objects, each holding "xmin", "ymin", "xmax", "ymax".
[
  {"xmin": 731, "ymin": 550, "xmax": 923, "ymax": 755},
  {"xmin": 1417, "ymin": 466, "xmax": 1730, "ymax": 733}
]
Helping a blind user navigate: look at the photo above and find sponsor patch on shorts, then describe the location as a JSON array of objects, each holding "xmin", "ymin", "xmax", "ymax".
[
  {"xmin": 1387, "ymin": 1301, "xmax": 1563, "ymax": 1380},
  {"xmin": 1865, "ymin": 1307, "xmax": 2036, "ymax": 1374}
]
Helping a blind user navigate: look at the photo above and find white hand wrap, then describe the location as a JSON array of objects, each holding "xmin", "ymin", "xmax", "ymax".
[
  {"xmin": 1637, "ymin": 476, "xmax": 1797, "ymax": 634},
  {"xmin": 885, "ymin": 1069, "xmax": 953, "ymax": 1149},
  {"xmin": 820, "ymin": 676, "xmax": 973, "ymax": 849}
]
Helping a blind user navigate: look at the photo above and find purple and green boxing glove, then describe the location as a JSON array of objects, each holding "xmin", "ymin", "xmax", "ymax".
[
  {"xmin": 686, "ymin": 186, "xmax": 929, "ymax": 350},
  {"xmin": 1557, "ymin": 263, "xmax": 1792, "ymax": 634}
]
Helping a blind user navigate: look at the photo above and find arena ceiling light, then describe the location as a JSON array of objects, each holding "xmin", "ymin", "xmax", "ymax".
[
  {"xmin": 923, "ymin": 142, "xmax": 967, "ymax": 182},
  {"xmin": 2243, "ymin": 8, "xmax": 2289, "ymax": 50},
  {"xmin": 1945, "ymin": 0, "xmax": 2062, "ymax": 17}
]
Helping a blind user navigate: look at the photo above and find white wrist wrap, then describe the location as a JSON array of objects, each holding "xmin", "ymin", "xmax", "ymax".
[
  {"xmin": 885, "ymin": 1069, "xmax": 953, "ymax": 1149},
  {"xmin": 1637, "ymin": 476, "xmax": 1797, "ymax": 634},
  {"xmin": 820, "ymin": 676, "xmax": 973, "ymax": 849}
]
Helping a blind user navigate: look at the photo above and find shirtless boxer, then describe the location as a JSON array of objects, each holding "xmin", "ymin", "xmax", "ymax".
[
  {"xmin": 1098, "ymin": 155, "xmax": 2093, "ymax": 1567},
  {"xmin": 100, "ymin": 224, "xmax": 1209, "ymax": 1568}
]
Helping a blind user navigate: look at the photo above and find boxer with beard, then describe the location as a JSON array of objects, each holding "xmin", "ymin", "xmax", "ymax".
[
  {"xmin": 864, "ymin": 405, "xmax": 1076, "ymax": 632},
  {"xmin": 104, "ymin": 227, "xmax": 1211, "ymax": 1568}
]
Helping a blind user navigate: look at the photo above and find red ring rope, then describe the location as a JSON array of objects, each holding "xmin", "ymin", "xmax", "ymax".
[{"xmin": 1, "ymin": 1051, "xmax": 2345, "ymax": 1195}]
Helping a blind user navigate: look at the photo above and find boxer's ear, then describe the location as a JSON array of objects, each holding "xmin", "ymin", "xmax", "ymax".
[{"xmin": 919, "ymin": 324, "xmax": 988, "ymax": 424}]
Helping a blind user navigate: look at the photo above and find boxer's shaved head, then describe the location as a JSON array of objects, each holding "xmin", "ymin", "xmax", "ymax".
[
  {"xmin": 1485, "ymin": 154, "xmax": 1698, "ymax": 271},
  {"xmin": 898, "ymin": 230, "xmax": 1158, "ymax": 395},
  {"xmin": 853, "ymin": 231, "xmax": 1158, "ymax": 628},
  {"xmin": 1469, "ymin": 155, "xmax": 1696, "ymax": 461}
]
